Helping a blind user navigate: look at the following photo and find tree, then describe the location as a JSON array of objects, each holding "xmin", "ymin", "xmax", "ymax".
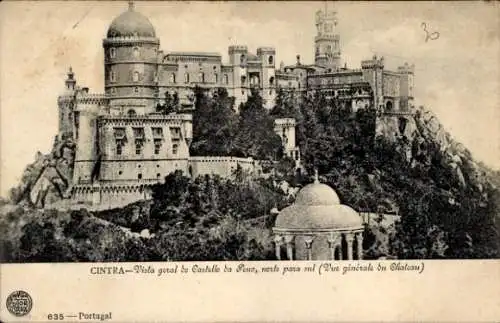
[
  {"xmin": 232, "ymin": 89, "xmax": 283, "ymax": 160},
  {"xmin": 191, "ymin": 87, "xmax": 238, "ymax": 156}
]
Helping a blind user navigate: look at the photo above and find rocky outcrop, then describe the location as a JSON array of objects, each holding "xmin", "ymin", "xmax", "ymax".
[
  {"xmin": 376, "ymin": 106, "xmax": 489, "ymax": 192},
  {"xmin": 9, "ymin": 136, "xmax": 75, "ymax": 208}
]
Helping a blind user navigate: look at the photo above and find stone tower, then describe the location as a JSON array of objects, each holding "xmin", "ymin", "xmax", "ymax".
[
  {"xmin": 397, "ymin": 62, "xmax": 415, "ymax": 112},
  {"xmin": 361, "ymin": 55, "xmax": 385, "ymax": 111},
  {"xmin": 228, "ymin": 45, "xmax": 249, "ymax": 109},
  {"xmin": 102, "ymin": 1, "xmax": 160, "ymax": 115},
  {"xmin": 257, "ymin": 47, "xmax": 276, "ymax": 109},
  {"xmin": 57, "ymin": 67, "xmax": 77, "ymax": 138},
  {"xmin": 314, "ymin": 8, "xmax": 341, "ymax": 71}
]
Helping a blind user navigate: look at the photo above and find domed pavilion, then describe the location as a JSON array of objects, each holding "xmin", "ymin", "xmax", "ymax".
[{"xmin": 273, "ymin": 171, "xmax": 364, "ymax": 260}]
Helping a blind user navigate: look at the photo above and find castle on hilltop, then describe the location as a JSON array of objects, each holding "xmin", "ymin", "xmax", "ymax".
[{"xmin": 58, "ymin": 2, "xmax": 415, "ymax": 210}]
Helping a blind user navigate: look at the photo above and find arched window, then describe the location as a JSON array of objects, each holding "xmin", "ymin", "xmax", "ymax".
[
  {"xmin": 127, "ymin": 109, "xmax": 137, "ymax": 117},
  {"xmin": 134, "ymin": 87, "xmax": 139, "ymax": 93},
  {"xmin": 386, "ymin": 101, "xmax": 393, "ymax": 111},
  {"xmin": 133, "ymin": 71, "xmax": 140, "ymax": 82},
  {"xmin": 110, "ymin": 48, "xmax": 116, "ymax": 58},
  {"xmin": 269, "ymin": 76, "xmax": 275, "ymax": 86},
  {"xmin": 224, "ymin": 74, "xmax": 229, "ymax": 84},
  {"xmin": 170, "ymin": 73, "xmax": 176, "ymax": 83},
  {"xmin": 241, "ymin": 75, "xmax": 246, "ymax": 84},
  {"xmin": 327, "ymin": 45, "xmax": 332, "ymax": 52},
  {"xmin": 214, "ymin": 73, "xmax": 218, "ymax": 83},
  {"xmin": 199, "ymin": 72, "xmax": 205, "ymax": 83},
  {"xmin": 184, "ymin": 72, "xmax": 190, "ymax": 83},
  {"xmin": 240, "ymin": 54, "xmax": 245, "ymax": 64},
  {"xmin": 268, "ymin": 56, "xmax": 274, "ymax": 65},
  {"xmin": 110, "ymin": 70, "xmax": 116, "ymax": 82}
]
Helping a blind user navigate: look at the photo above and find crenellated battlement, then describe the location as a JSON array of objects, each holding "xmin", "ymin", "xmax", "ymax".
[
  {"xmin": 257, "ymin": 47, "xmax": 276, "ymax": 55},
  {"xmin": 316, "ymin": 9, "xmax": 337, "ymax": 21},
  {"xmin": 274, "ymin": 118, "xmax": 296, "ymax": 127},
  {"xmin": 361, "ymin": 55, "xmax": 385, "ymax": 69},
  {"xmin": 228, "ymin": 45, "xmax": 248, "ymax": 53},
  {"xmin": 76, "ymin": 93, "xmax": 108, "ymax": 105},
  {"xmin": 189, "ymin": 156, "xmax": 256, "ymax": 164},
  {"xmin": 57, "ymin": 94, "xmax": 75, "ymax": 102},
  {"xmin": 397, "ymin": 62, "xmax": 415, "ymax": 74}
]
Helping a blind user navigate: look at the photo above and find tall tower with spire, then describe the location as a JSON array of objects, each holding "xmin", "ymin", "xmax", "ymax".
[{"xmin": 314, "ymin": 5, "xmax": 341, "ymax": 71}]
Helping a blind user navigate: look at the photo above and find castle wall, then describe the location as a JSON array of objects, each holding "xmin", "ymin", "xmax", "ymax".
[
  {"xmin": 188, "ymin": 156, "xmax": 259, "ymax": 179},
  {"xmin": 72, "ymin": 183, "xmax": 154, "ymax": 210}
]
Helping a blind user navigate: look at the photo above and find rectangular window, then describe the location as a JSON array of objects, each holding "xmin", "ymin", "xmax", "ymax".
[
  {"xmin": 154, "ymin": 139, "xmax": 162, "ymax": 154},
  {"xmin": 115, "ymin": 139, "xmax": 123, "ymax": 155},
  {"xmin": 135, "ymin": 139, "xmax": 143, "ymax": 155}
]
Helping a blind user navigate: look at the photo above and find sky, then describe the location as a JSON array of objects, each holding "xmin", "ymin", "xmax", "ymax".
[{"xmin": 0, "ymin": 1, "xmax": 499, "ymax": 196}]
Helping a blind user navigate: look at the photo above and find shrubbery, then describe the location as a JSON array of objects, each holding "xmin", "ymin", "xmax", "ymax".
[{"xmin": 1, "ymin": 87, "xmax": 498, "ymax": 261}]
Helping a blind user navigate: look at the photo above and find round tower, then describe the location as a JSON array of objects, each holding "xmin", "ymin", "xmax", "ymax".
[{"xmin": 103, "ymin": 2, "xmax": 160, "ymax": 115}]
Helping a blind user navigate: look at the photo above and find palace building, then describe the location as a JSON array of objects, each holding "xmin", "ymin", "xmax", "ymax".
[{"xmin": 58, "ymin": 2, "xmax": 415, "ymax": 209}]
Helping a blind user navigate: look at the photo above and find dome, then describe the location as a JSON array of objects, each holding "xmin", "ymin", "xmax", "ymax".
[
  {"xmin": 275, "ymin": 204, "xmax": 363, "ymax": 230},
  {"xmin": 295, "ymin": 182, "xmax": 340, "ymax": 206},
  {"xmin": 274, "ymin": 175, "xmax": 362, "ymax": 230},
  {"xmin": 107, "ymin": 5, "xmax": 156, "ymax": 38}
]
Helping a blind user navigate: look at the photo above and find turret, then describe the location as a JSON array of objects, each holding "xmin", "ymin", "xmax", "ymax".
[
  {"xmin": 361, "ymin": 55, "xmax": 385, "ymax": 111},
  {"xmin": 72, "ymin": 100, "xmax": 99, "ymax": 185},
  {"xmin": 65, "ymin": 67, "xmax": 76, "ymax": 90},
  {"xmin": 57, "ymin": 67, "xmax": 77, "ymax": 137},
  {"xmin": 397, "ymin": 62, "xmax": 415, "ymax": 111}
]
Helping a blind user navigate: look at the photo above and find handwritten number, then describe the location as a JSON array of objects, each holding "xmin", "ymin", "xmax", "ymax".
[{"xmin": 421, "ymin": 22, "xmax": 440, "ymax": 42}]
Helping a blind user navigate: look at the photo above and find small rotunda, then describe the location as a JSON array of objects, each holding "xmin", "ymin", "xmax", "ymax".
[{"xmin": 273, "ymin": 171, "xmax": 364, "ymax": 260}]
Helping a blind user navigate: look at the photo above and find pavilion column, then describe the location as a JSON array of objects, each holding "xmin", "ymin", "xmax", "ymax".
[
  {"xmin": 274, "ymin": 235, "xmax": 283, "ymax": 260},
  {"xmin": 284, "ymin": 235, "xmax": 295, "ymax": 260},
  {"xmin": 356, "ymin": 232, "xmax": 364, "ymax": 260},
  {"xmin": 345, "ymin": 232, "xmax": 354, "ymax": 260},
  {"xmin": 327, "ymin": 233, "xmax": 341, "ymax": 260},
  {"xmin": 304, "ymin": 236, "xmax": 314, "ymax": 260}
]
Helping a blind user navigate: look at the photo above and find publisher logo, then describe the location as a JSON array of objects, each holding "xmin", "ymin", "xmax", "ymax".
[{"xmin": 6, "ymin": 290, "xmax": 32, "ymax": 317}]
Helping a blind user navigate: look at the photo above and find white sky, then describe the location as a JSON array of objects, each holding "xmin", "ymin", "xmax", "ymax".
[{"xmin": 0, "ymin": 1, "xmax": 499, "ymax": 196}]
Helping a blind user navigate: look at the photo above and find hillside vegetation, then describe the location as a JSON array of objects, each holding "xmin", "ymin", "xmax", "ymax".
[{"xmin": 1, "ymin": 88, "xmax": 498, "ymax": 261}]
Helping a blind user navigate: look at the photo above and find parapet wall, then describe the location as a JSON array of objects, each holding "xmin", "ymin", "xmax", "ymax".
[{"xmin": 188, "ymin": 156, "xmax": 260, "ymax": 179}]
